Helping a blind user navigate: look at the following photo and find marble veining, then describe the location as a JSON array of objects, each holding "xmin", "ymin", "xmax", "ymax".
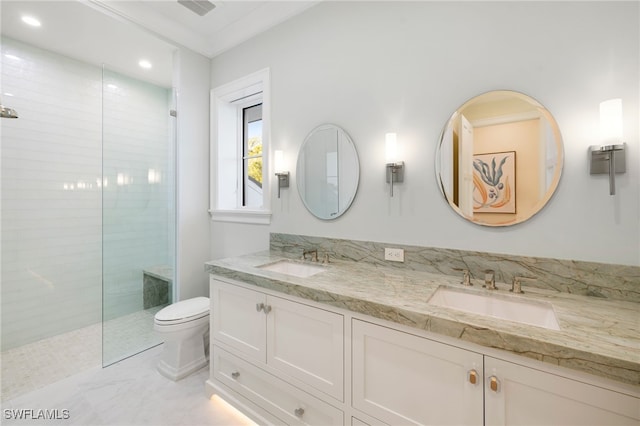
[
  {"xmin": 205, "ymin": 246, "xmax": 640, "ymax": 387},
  {"xmin": 270, "ymin": 233, "xmax": 640, "ymax": 303},
  {"xmin": 142, "ymin": 265, "xmax": 173, "ymax": 309}
]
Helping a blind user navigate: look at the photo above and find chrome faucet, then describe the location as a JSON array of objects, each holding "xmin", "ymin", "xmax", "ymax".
[
  {"xmin": 483, "ymin": 270, "xmax": 497, "ymax": 290},
  {"xmin": 302, "ymin": 249, "xmax": 318, "ymax": 262}
]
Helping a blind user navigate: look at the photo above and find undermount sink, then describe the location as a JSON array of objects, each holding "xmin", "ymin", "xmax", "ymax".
[
  {"xmin": 428, "ymin": 286, "xmax": 560, "ymax": 330},
  {"xmin": 258, "ymin": 259, "xmax": 326, "ymax": 278}
]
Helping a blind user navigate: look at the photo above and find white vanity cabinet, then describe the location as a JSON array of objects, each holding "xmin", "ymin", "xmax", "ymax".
[
  {"xmin": 352, "ymin": 319, "xmax": 640, "ymax": 426},
  {"xmin": 208, "ymin": 274, "xmax": 639, "ymax": 426},
  {"xmin": 352, "ymin": 319, "xmax": 484, "ymax": 426},
  {"xmin": 210, "ymin": 277, "xmax": 345, "ymax": 425}
]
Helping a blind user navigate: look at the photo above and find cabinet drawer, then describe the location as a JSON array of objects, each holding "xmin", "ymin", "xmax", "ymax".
[{"xmin": 214, "ymin": 346, "xmax": 344, "ymax": 426}]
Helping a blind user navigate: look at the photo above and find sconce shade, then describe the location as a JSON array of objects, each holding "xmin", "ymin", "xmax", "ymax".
[
  {"xmin": 274, "ymin": 150, "xmax": 284, "ymax": 172},
  {"xmin": 600, "ymin": 98, "xmax": 623, "ymax": 145},
  {"xmin": 385, "ymin": 133, "xmax": 398, "ymax": 164}
]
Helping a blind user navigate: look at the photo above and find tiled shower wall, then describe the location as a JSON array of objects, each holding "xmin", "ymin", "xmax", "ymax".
[
  {"xmin": 1, "ymin": 37, "xmax": 102, "ymax": 350},
  {"xmin": 1, "ymin": 37, "xmax": 172, "ymax": 350}
]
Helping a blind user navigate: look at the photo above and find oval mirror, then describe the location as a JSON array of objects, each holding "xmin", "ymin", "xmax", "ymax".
[
  {"xmin": 297, "ymin": 124, "xmax": 360, "ymax": 220},
  {"xmin": 436, "ymin": 90, "xmax": 563, "ymax": 227}
]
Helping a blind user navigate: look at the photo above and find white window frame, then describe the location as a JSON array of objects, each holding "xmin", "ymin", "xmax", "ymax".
[{"xmin": 210, "ymin": 68, "xmax": 271, "ymax": 224}]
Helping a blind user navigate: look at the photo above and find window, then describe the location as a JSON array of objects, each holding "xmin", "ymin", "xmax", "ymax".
[
  {"xmin": 210, "ymin": 69, "xmax": 271, "ymax": 224},
  {"xmin": 242, "ymin": 103, "xmax": 263, "ymax": 208}
]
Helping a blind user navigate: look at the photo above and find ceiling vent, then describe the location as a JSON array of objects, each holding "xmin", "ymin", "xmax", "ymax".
[{"xmin": 177, "ymin": 0, "xmax": 216, "ymax": 16}]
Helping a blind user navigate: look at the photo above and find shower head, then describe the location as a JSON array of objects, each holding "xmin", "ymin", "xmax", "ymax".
[{"xmin": 0, "ymin": 97, "xmax": 18, "ymax": 118}]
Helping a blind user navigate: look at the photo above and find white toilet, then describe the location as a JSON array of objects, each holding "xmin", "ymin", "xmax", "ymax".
[{"xmin": 154, "ymin": 296, "xmax": 210, "ymax": 381}]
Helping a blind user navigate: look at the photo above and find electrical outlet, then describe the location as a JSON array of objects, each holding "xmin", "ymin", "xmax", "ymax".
[{"xmin": 384, "ymin": 247, "xmax": 405, "ymax": 262}]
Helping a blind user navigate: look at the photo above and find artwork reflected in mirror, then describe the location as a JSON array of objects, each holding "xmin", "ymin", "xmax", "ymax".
[
  {"xmin": 473, "ymin": 151, "xmax": 516, "ymax": 214},
  {"xmin": 297, "ymin": 124, "xmax": 360, "ymax": 220},
  {"xmin": 436, "ymin": 91, "xmax": 563, "ymax": 227}
]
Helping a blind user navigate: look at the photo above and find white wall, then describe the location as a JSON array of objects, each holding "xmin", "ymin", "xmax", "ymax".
[
  {"xmin": 209, "ymin": 1, "xmax": 639, "ymax": 266},
  {"xmin": 174, "ymin": 47, "xmax": 212, "ymax": 300}
]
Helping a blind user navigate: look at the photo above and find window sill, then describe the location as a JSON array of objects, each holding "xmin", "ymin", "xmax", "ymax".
[{"xmin": 209, "ymin": 209, "xmax": 272, "ymax": 225}]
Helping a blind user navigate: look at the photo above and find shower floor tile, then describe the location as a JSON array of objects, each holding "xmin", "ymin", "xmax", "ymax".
[
  {"xmin": 103, "ymin": 306, "xmax": 164, "ymax": 366},
  {"xmin": 0, "ymin": 323, "xmax": 101, "ymax": 402},
  {"xmin": 1, "ymin": 307, "xmax": 164, "ymax": 402}
]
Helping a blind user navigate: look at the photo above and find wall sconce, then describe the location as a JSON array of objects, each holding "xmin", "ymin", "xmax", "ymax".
[
  {"xmin": 385, "ymin": 133, "xmax": 404, "ymax": 197},
  {"xmin": 589, "ymin": 99, "xmax": 626, "ymax": 195},
  {"xmin": 274, "ymin": 150, "xmax": 289, "ymax": 199}
]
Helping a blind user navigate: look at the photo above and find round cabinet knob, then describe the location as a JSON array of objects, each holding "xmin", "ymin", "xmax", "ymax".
[
  {"xmin": 256, "ymin": 303, "xmax": 264, "ymax": 312},
  {"xmin": 231, "ymin": 371, "xmax": 240, "ymax": 379},
  {"xmin": 294, "ymin": 408, "xmax": 305, "ymax": 418},
  {"xmin": 263, "ymin": 305, "xmax": 272, "ymax": 314}
]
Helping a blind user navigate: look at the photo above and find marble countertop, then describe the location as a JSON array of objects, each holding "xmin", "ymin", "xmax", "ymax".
[{"xmin": 205, "ymin": 251, "xmax": 639, "ymax": 387}]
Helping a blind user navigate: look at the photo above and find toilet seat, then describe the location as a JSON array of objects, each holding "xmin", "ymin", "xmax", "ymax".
[{"xmin": 155, "ymin": 296, "xmax": 209, "ymax": 326}]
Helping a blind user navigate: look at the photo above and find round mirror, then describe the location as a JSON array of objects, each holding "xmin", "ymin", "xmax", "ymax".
[
  {"xmin": 297, "ymin": 124, "xmax": 360, "ymax": 220},
  {"xmin": 436, "ymin": 90, "xmax": 563, "ymax": 227}
]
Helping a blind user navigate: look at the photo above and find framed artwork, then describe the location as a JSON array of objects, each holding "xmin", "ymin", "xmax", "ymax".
[{"xmin": 472, "ymin": 151, "xmax": 516, "ymax": 214}]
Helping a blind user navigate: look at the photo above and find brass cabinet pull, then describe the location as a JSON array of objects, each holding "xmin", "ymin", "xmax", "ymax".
[
  {"xmin": 489, "ymin": 375, "xmax": 499, "ymax": 392},
  {"xmin": 294, "ymin": 408, "xmax": 305, "ymax": 417},
  {"xmin": 231, "ymin": 371, "xmax": 240, "ymax": 379},
  {"xmin": 256, "ymin": 303, "xmax": 264, "ymax": 312},
  {"xmin": 468, "ymin": 369, "xmax": 478, "ymax": 385}
]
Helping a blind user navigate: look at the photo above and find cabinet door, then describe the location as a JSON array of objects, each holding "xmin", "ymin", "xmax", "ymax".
[
  {"xmin": 484, "ymin": 356, "xmax": 640, "ymax": 426},
  {"xmin": 352, "ymin": 320, "xmax": 483, "ymax": 426},
  {"xmin": 211, "ymin": 278, "xmax": 266, "ymax": 362},
  {"xmin": 267, "ymin": 295, "xmax": 344, "ymax": 401}
]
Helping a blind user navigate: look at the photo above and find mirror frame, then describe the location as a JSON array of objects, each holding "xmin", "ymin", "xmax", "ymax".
[
  {"xmin": 435, "ymin": 90, "xmax": 564, "ymax": 227},
  {"xmin": 296, "ymin": 124, "xmax": 360, "ymax": 220}
]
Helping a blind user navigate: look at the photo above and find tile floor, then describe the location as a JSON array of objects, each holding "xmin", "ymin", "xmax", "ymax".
[
  {"xmin": 1, "ymin": 308, "xmax": 164, "ymax": 401},
  {"xmin": 1, "ymin": 324, "xmax": 102, "ymax": 402},
  {"xmin": 103, "ymin": 307, "xmax": 165, "ymax": 366},
  {"xmin": 0, "ymin": 345, "xmax": 254, "ymax": 426}
]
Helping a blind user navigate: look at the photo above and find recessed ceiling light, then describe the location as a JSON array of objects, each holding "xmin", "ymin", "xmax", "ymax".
[
  {"xmin": 4, "ymin": 93, "xmax": 15, "ymax": 97},
  {"xmin": 21, "ymin": 16, "xmax": 42, "ymax": 27},
  {"xmin": 4, "ymin": 54, "xmax": 21, "ymax": 61},
  {"xmin": 106, "ymin": 84, "xmax": 118, "ymax": 90},
  {"xmin": 138, "ymin": 59, "xmax": 152, "ymax": 69}
]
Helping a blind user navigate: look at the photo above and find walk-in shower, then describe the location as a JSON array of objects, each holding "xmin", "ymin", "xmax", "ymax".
[{"xmin": 1, "ymin": 4, "xmax": 177, "ymax": 401}]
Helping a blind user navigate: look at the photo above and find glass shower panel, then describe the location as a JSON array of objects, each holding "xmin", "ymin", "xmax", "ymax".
[{"xmin": 102, "ymin": 68, "xmax": 175, "ymax": 366}]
